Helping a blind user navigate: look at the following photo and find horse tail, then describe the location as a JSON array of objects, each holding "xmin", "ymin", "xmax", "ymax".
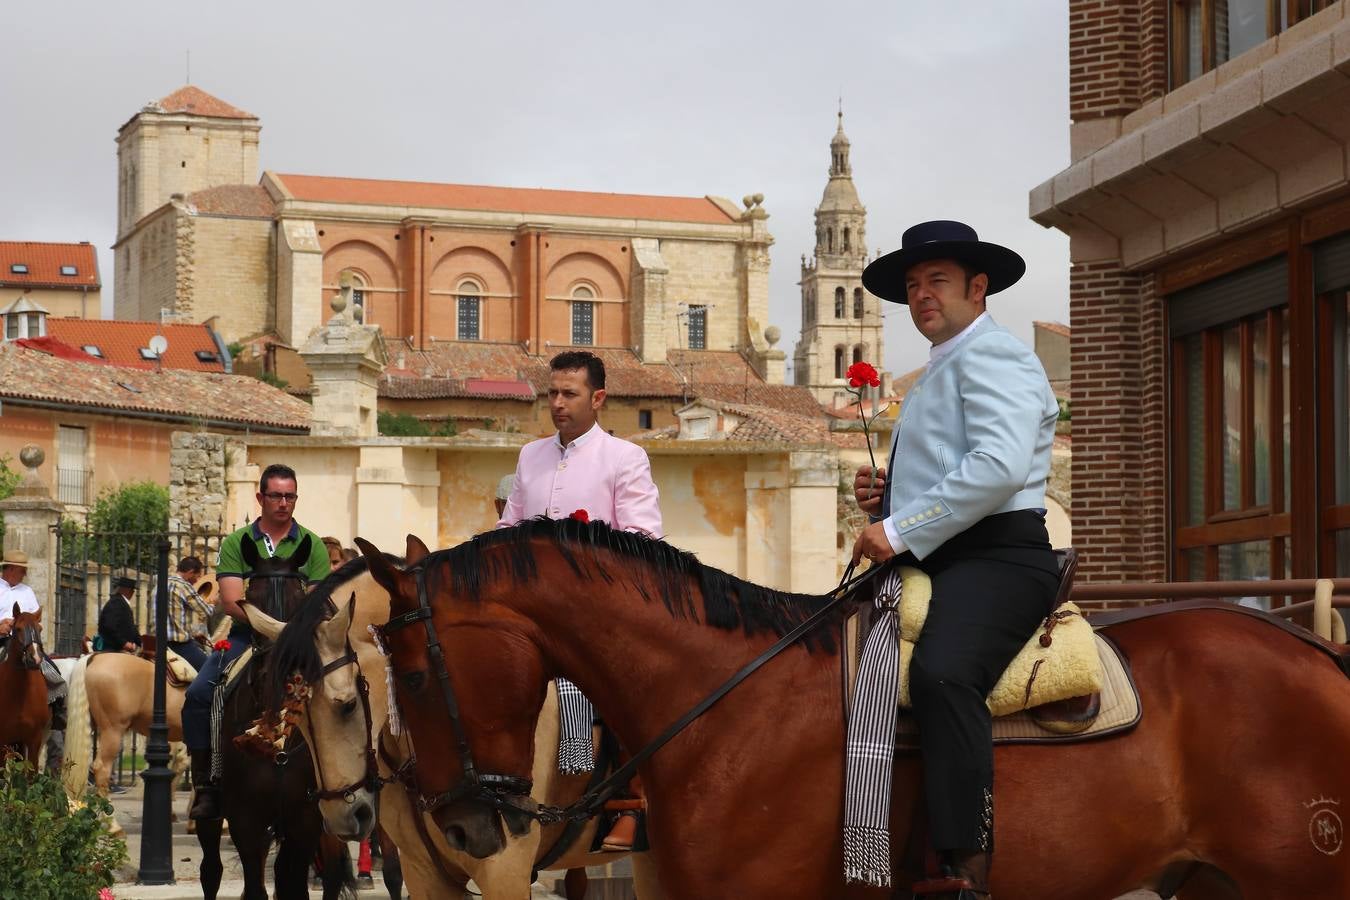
[{"xmin": 62, "ymin": 655, "xmax": 92, "ymax": 801}]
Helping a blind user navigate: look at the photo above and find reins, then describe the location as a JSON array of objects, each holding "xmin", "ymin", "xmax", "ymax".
[{"xmin": 377, "ymin": 555, "xmax": 882, "ymax": 827}]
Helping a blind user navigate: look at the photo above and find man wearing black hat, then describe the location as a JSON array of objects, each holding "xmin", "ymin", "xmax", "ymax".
[
  {"xmin": 98, "ymin": 577, "xmax": 142, "ymax": 653},
  {"xmin": 851, "ymin": 221, "xmax": 1060, "ymax": 898}
]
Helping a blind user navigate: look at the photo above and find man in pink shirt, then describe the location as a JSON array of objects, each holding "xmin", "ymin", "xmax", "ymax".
[{"xmin": 497, "ymin": 350, "xmax": 662, "ymax": 850}]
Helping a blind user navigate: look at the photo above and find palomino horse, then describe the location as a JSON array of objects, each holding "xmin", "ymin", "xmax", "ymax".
[
  {"xmin": 61, "ymin": 650, "xmax": 192, "ymax": 807},
  {"xmin": 246, "ymin": 543, "xmax": 663, "ymax": 900},
  {"xmin": 193, "ymin": 535, "xmax": 353, "ymax": 900},
  {"xmin": 0, "ymin": 605, "xmax": 51, "ymax": 764},
  {"xmin": 359, "ymin": 518, "xmax": 1350, "ymax": 899}
]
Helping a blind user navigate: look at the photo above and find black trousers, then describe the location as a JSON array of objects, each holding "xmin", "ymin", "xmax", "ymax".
[{"xmin": 904, "ymin": 510, "xmax": 1059, "ymax": 854}]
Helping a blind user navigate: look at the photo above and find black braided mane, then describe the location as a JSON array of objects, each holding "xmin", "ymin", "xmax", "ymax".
[
  {"xmin": 420, "ymin": 517, "xmax": 864, "ymax": 654},
  {"xmin": 267, "ymin": 552, "xmax": 404, "ymax": 709}
]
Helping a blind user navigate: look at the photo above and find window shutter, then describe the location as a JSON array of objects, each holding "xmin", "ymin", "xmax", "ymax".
[
  {"xmin": 1168, "ymin": 258, "xmax": 1287, "ymax": 337},
  {"xmin": 1314, "ymin": 232, "xmax": 1350, "ymax": 294}
]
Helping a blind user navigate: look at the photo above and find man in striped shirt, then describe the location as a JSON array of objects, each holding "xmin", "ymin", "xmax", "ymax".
[{"xmin": 157, "ymin": 556, "xmax": 213, "ymax": 670}]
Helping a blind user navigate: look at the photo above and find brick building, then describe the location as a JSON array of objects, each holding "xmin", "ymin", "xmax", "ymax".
[
  {"xmin": 1033, "ymin": 1, "xmax": 1350, "ymax": 591},
  {"xmin": 114, "ymin": 86, "xmax": 785, "ymax": 386}
]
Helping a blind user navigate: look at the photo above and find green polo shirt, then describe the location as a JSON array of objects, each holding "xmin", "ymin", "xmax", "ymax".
[{"xmin": 217, "ymin": 518, "xmax": 331, "ymax": 583}]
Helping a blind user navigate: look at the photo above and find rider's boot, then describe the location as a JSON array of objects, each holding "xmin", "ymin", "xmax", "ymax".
[
  {"xmin": 911, "ymin": 850, "xmax": 991, "ymax": 899},
  {"xmin": 187, "ymin": 748, "xmax": 223, "ymax": 821},
  {"xmin": 600, "ymin": 774, "xmax": 646, "ymax": 852}
]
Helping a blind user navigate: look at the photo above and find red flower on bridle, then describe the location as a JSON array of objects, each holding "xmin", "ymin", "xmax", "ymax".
[
  {"xmin": 570, "ymin": 509, "xmax": 590, "ymax": 523},
  {"xmin": 845, "ymin": 361, "xmax": 881, "ymax": 390},
  {"xmin": 213, "ymin": 639, "xmax": 232, "ymax": 653}
]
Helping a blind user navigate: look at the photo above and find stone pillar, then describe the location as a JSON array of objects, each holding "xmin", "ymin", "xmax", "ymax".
[
  {"xmin": 786, "ymin": 449, "xmax": 838, "ymax": 593},
  {"xmin": 742, "ymin": 456, "xmax": 790, "ymax": 589},
  {"xmin": 630, "ymin": 238, "xmax": 669, "ymax": 363},
  {"xmin": 0, "ymin": 446, "xmax": 65, "ymax": 622},
  {"xmin": 354, "ymin": 446, "xmax": 441, "ymax": 550},
  {"xmin": 300, "ymin": 278, "xmax": 388, "ymax": 437},
  {"xmin": 276, "ymin": 219, "xmax": 324, "ymax": 346},
  {"xmin": 168, "ymin": 431, "xmax": 228, "ymax": 534}
]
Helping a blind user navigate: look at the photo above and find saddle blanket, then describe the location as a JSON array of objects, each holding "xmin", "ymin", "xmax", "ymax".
[{"xmin": 893, "ymin": 566, "xmax": 1102, "ymax": 716}]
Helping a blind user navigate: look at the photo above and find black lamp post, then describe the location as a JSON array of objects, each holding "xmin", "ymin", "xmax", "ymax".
[{"xmin": 137, "ymin": 538, "xmax": 174, "ymax": 884}]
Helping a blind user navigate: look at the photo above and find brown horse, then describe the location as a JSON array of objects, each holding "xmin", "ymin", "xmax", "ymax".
[
  {"xmin": 358, "ymin": 518, "xmax": 1350, "ymax": 899},
  {"xmin": 0, "ymin": 604, "xmax": 51, "ymax": 764},
  {"xmin": 248, "ymin": 545, "xmax": 662, "ymax": 900}
]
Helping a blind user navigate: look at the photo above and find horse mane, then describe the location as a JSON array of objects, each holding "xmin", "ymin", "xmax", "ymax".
[
  {"xmin": 421, "ymin": 517, "xmax": 866, "ymax": 654},
  {"xmin": 268, "ymin": 552, "xmax": 405, "ymax": 709}
]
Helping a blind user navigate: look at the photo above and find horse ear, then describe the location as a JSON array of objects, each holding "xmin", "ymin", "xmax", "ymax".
[
  {"xmin": 240, "ymin": 601, "xmax": 285, "ymax": 641},
  {"xmin": 294, "ymin": 534, "xmax": 312, "ymax": 569},
  {"xmin": 355, "ymin": 538, "xmax": 404, "ymax": 603},
  {"xmin": 241, "ymin": 537, "xmax": 261, "ymax": 569},
  {"xmin": 11, "ymin": 602, "xmax": 18, "ymax": 620},
  {"xmin": 405, "ymin": 535, "xmax": 429, "ymax": 566}
]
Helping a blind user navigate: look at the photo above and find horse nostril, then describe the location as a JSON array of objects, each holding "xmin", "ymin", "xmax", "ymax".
[
  {"xmin": 446, "ymin": 824, "xmax": 468, "ymax": 851},
  {"xmin": 354, "ymin": 801, "xmax": 374, "ymax": 836}
]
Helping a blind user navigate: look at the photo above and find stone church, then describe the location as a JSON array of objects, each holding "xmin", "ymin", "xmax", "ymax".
[
  {"xmin": 113, "ymin": 85, "xmax": 785, "ymax": 379},
  {"xmin": 792, "ymin": 113, "xmax": 886, "ymax": 407}
]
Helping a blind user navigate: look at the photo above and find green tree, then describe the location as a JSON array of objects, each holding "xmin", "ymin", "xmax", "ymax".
[
  {"xmin": 60, "ymin": 481, "xmax": 171, "ymax": 573},
  {"xmin": 0, "ymin": 454, "xmax": 18, "ymax": 546},
  {"xmin": 377, "ymin": 411, "xmax": 456, "ymax": 437},
  {"xmin": 87, "ymin": 481, "xmax": 169, "ymax": 534}
]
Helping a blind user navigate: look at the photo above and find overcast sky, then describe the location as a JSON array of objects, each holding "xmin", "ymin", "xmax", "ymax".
[{"xmin": 0, "ymin": 0, "xmax": 1069, "ymax": 379}]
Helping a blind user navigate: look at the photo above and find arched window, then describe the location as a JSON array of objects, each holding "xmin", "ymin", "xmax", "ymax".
[
  {"xmin": 853, "ymin": 344, "xmax": 865, "ymax": 365},
  {"xmin": 339, "ymin": 270, "xmax": 367, "ymax": 319},
  {"xmin": 853, "ymin": 287, "xmax": 864, "ymax": 319},
  {"xmin": 456, "ymin": 279, "xmax": 481, "ymax": 341},
  {"xmin": 834, "ymin": 287, "xmax": 846, "ymax": 319},
  {"xmin": 827, "ymin": 228, "xmax": 834, "ymax": 254},
  {"xmin": 834, "ymin": 346, "xmax": 846, "ymax": 379},
  {"xmin": 571, "ymin": 285, "xmax": 595, "ymax": 346},
  {"xmin": 843, "ymin": 227, "xmax": 851, "ymax": 253}
]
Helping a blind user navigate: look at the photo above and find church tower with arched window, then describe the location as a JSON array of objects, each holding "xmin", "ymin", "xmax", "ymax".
[{"xmin": 793, "ymin": 111, "xmax": 886, "ymax": 406}]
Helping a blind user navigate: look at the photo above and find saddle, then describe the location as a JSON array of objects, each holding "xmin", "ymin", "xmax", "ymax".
[{"xmin": 135, "ymin": 644, "xmax": 198, "ymax": 687}]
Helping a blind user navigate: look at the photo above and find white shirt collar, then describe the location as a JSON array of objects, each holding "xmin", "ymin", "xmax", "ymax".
[
  {"xmin": 928, "ymin": 311, "xmax": 989, "ymax": 367},
  {"xmin": 553, "ymin": 420, "xmax": 602, "ymax": 452}
]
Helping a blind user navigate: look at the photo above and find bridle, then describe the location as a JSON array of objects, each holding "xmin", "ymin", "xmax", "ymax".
[
  {"xmin": 1, "ymin": 618, "xmax": 41, "ymax": 671},
  {"xmin": 376, "ymin": 557, "xmax": 885, "ymax": 828},
  {"xmin": 376, "ymin": 564, "xmax": 537, "ymax": 820},
  {"xmin": 243, "ymin": 568, "xmax": 310, "ymax": 623},
  {"xmin": 301, "ymin": 639, "xmax": 383, "ymax": 804}
]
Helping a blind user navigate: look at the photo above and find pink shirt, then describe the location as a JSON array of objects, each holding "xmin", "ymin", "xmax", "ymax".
[{"xmin": 497, "ymin": 422, "xmax": 663, "ymax": 538}]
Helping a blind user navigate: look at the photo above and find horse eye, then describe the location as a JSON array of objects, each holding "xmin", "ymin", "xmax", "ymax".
[
  {"xmin": 340, "ymin": 699, "xmax": 358, "ymax": 718},
  {"xmin": 401, "ymin": 671, "xmax": 426, "ymax": 692}
]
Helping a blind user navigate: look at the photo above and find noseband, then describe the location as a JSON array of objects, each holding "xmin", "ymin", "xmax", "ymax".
[
  {"xmin": 303, "ymin": 641, "xmax": 384, "ymax": 804},
  {"xmin": 376, "ymin": 565, "xmax": 535, "ymax": 819}
]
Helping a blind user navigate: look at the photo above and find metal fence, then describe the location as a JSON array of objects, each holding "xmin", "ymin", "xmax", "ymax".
[{"xmin": 51, "ymin": 527, "xmax": 228, "ymax": 785}]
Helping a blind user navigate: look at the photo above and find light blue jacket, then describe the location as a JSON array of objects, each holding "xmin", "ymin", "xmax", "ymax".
[{"xmin": 878, "ymin": 314, "xmax": 1058, "ymax": 560}]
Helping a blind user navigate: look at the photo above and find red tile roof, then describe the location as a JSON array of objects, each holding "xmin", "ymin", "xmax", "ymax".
[
  {"xmin": 271, "ymin": 173, "xmax": 738, "ymax": 225},
  {"xmin": 0, "ymin": 242, "xmax": 100, "ymax": 289},
  {"xmin": 14, "ymin": 337, "xmax": 107, "ymax": 364},
  {"xmin": 187, "ymin": 185, "xmax": 274, "ymax": 218},
  {"xmin": 1034, "ymin": 321, "xmax": 1071, "ymax": 338},
  {"xmin": 684, "ymin": 398, "xmax": 833, "ymax": 445},
  {"xmin": 0, "ymin": 341, "xmax": 308, "ymax": 431},
  {"xmin": 43, "ymin": 319, "xmax": 228, "ymax": 372},
  {"xmin": 155, "ymin": 86, "xmax": 255, "ymax": 120}
]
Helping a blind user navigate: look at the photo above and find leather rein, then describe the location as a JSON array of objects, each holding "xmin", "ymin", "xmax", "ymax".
[
  {"xmin": 301, "ymin": 641, "xmax": 384, "ymax": 803},
  {"xmin": 376, "ymin": 558, "xmax": 880, "ymax": 827}
]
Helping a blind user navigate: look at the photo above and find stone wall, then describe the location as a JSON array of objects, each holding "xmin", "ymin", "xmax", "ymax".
[
  {"xmin": 168, "ymin": 431, "xmax": 237, "ymax": 535},
  {"xmin": 184, "ymin": 214, "xmax": 275, "ymax": 342}
]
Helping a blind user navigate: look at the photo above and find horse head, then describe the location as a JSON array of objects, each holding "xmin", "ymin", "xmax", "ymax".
[
  {"xmin": 6, "ymin": 604, "xmax": 43, "ymax": 671},
  {"xmin": 242, "ymin": 534, "xmax": 312, "ymax": 623},
  {"xmin": 359, "ymin": 533, "xmax": 545, "ymax": 860},
  {"xmin": 246, "ymin": 591, "xmax": 378, "ymax": 841}
]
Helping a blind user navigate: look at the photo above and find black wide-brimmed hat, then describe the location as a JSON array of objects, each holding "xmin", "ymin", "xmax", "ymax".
[
  {"xmin": 862, "ymin": 220, "xmax": 1026, "ymax": 304},
  {"xmin": 113, "ymin": 576, "xmax": 137, "ymax": 591}
]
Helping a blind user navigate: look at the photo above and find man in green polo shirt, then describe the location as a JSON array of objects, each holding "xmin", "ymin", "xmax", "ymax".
[{"xmin": 184, "ymin": 462, "xmax": 330, "ymax": 821}]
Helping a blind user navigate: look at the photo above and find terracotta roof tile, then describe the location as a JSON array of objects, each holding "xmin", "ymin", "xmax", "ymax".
[
  {"xmin": 186, "ymin": 185, "xmax": 274, "ymax": 218},
  {"xmin": 13, "ymin": 336, "xmax": 107, "ymax": 364},
  {"xmin": 1034, "ymin": 321, "xmax": 1070, "ymax": 338},
  {"xmin": 0, "ymin": 241, "xmax": 100, "ymax": 289},
  {"xmin": 272, "ymin": 173, "xmax": 737, "ymax": 225},
  {"xmin": 684, "ymin": 398, "xmax": 833, "ymax": 445},
  {"xmin": 43, "ymin": 318, "xmax": 227, "ymax": 372},
  {"xmin": 155, "ymin": 86, "xmax": 255, "ymax": 120},
  {"xmin": 0, "ymin": 341, "xmax": 308, "ymax": 431}
]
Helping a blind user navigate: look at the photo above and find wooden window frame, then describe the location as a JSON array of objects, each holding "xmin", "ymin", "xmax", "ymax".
[{"xmin": 1170, "ymin": 0, "xmax": 1308, "ymax": 90}]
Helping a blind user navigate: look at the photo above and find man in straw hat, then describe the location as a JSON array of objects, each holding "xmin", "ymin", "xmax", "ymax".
[
  {"xmin": 0, "ymin": 548, "xmax": 68, "ymax": 729},
  {"xmin": 851, "ymin": 221, "xmax": 1061, "ymax": 899}
]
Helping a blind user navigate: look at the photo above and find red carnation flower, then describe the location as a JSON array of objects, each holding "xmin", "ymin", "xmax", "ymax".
[
  {"xmin": 570, "ymin": 509, "xmax": 590, "ymax": 523},
  {"xmin": 213, "ymin": 639, "xmax": 232, "ymax": 653},
  {"xmin": 845, "ymin": 361, "xmax": 881, "ymax": 389}
]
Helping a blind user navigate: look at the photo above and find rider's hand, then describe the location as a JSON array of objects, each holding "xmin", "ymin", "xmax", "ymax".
[
  {"xmin": 123, "ymin": 641, "xmax": 136, "ymax": 652},
  {"xmin": 854, "ymin": 466, "xmax": 887, "ymax": 515},
  {"xmin": 851, "ymin": 521, "xmax": 897, "ymax": 567}
]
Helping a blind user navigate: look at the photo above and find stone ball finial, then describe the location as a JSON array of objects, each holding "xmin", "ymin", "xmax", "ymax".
[
  {"xmin": 742, "ymin": 195, "xmax": 754, "ymax": 209},
  {"xmin": 331, "ymin": 290, "xmax": 348, "ymax": 316},
  {"xmin": 764, "ymin": 325, "xmax": 781, "ymax": 347},
  {"xmin": 352, "ymin": 304, "xmax": 364, "ymax": 323},
  {"xmin": 752, "ymin": 193, "xmax": 764, "ymax": 206},
  {"xmin": 19, "ymin": 445, "xmax": 44, "ymax": 471}
]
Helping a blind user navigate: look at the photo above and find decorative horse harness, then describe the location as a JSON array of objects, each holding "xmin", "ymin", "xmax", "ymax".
[{"xmin": 371, "ymin": 559, "xmax": 882, "ymax": 831}]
